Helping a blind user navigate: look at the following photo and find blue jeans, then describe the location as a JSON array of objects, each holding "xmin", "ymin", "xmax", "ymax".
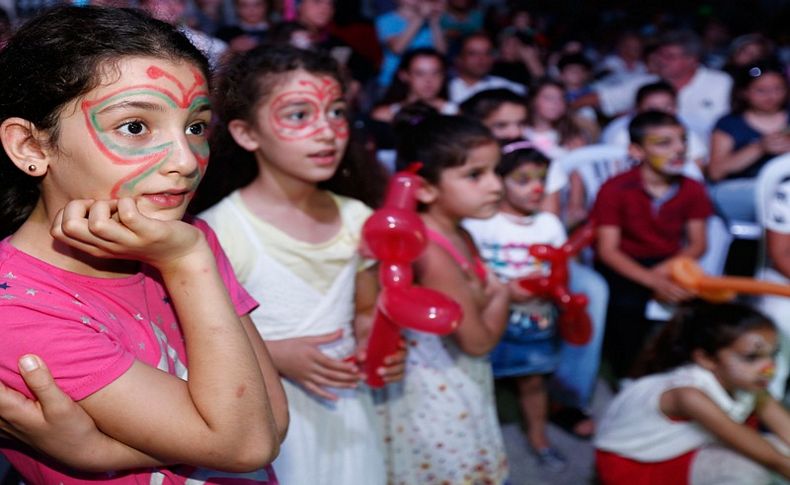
[{"xmin": 549, "ymin": 262, "xmax": 608, "ymax": 408}]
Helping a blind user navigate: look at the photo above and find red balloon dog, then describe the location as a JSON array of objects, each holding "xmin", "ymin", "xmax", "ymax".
[
  {"xmin": 361, "ymin": 164, "xmax": 462, "ymax": 388},
  {"xmin": 516, "ymin": 223, "xmax": 595, "ymax": 345}
]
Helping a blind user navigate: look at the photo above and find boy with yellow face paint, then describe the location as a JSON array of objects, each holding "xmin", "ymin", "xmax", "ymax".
[{"xmin": 591, "ymin": 110, "xmax": 714, "ymax": 382}]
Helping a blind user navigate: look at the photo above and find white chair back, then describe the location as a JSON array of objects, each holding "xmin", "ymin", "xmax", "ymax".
[
  {"xmin": 755, "ymin": 153, "xmax": 790, "ymax": 227},
  {"xmin": 755, "ymin": 153, "xmax": 790, "ymax": 275},
  {"xmin": 556, "ymin": 144, "xmax": 633, "ymax": 207}
]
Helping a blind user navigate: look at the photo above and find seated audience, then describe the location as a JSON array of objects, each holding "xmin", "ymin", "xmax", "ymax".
[
  {"xmin": 448, "ymin": 32, "xmax": 525, "ymax": 104},
  {"xmin": 708, "ymin": 60, "xmax": 790, "ymax": 223},
  {"xmin": 591, "ymin": 111, "xmax": 712, "ymax": 380},
  {"xmin": 371, "ymin": 47, "xmax": 455, "ymax": 122}
]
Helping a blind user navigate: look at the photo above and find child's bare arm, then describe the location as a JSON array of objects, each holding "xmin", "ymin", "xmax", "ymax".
[
  {"xmin": 52, "ymin": 199, "xmax": 279, "ymax": 471},
  {"xmin": 0, "ymin": 314, "xmax": 291, "ymax": 472},
  {"xmin": 767, "ymin": 230, "xmax": 790, "ymax": 278},
  {"xmin": 417, "ymin": 244, "xmax": 509, "ymax": 356},
  {"xmin": 0, "ymin": 355, "xmax": 166, "ymax": 472},
  {"xmin": 597, "ymin": 224, "xmax": 693, "ymax": 302},
  {"xmin": 757, "ymin": 393, "xmax": 790, "ymax": 448},
  {"xmin": 677, "ymin": 218, "xmax": 707, "ymax": 260},
  {"xmin": 239, "ymin": 315, "xmax": 289, "ymax": 443},
  {"xmin": 663, "ymin": 386, "xmax": 790, "ymax": 478},
  {"xmin": 353, "ymin": 266, "xmax": 378, "ymax": 351}
]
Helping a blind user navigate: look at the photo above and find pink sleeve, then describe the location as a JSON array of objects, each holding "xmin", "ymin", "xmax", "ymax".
[
  {"xmin": 0, "ymin": 308, "xmax": 134, "ymax": 401},
  {"xmin": 193, "ymin": 217, "xmax": 258, "ymax": 317}
]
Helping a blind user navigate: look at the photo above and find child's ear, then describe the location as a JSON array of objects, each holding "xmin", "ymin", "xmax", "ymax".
[
  {"xmin": 415, "ymin": 178, "xmax": 439, "ymax": 205},
  {"xmin": 691, "ymin": 348, "xmax": 718, "ymax": 371},
  {"xmin": 227, "ymin": 119, "xmax": 261, "ymax": 152},
  {"xmin": 627, "ymin": 142, "xmax": 645, "ymax": 162},
  {"xmin": 0, "ymin": 117, "xmax": 52, "ymax": 176}
]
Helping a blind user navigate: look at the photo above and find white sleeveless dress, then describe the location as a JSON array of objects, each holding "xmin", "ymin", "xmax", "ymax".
[{"xmin": 201, "ymin": 194, "xmax": 385, "ymax": 485}]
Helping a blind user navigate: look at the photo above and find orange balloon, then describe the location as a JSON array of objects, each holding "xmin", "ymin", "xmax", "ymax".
[{"xmin": 669, "ymin": 256, "xmax": 790, "ymax": 302}]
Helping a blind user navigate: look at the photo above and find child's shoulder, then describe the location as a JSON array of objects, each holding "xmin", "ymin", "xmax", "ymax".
[
  {"xmin": 329, "ymin": 192, "xmax": 374, "ymax": 231},
  {"xmin": 601, "ymin": 165, "xmax": 642, "ymax": 189},
  {"xmin": 464, "ymin": 212, "xmax": 565, "ymax": 246},
  {"xmin": 330, "ymin": 192, "xmax": 373, "ymax": 216}
]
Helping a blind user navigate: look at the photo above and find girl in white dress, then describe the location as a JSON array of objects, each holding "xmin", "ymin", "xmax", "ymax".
[{"xmin": 196, "ymin": 45, "xmax": 404, "ymax": 485}]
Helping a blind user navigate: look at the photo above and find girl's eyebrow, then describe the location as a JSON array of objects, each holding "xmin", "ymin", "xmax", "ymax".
[
  {"xmin": 277, "ymin": 100, "xmax": 313, "ymax": 109},
  {"xmin": 192, "ymin": 102, "xmax": 211, "ymax": 114},
  {"xmin": 97, "ymin": 100, "xmax": 167, "ymax": 115}
]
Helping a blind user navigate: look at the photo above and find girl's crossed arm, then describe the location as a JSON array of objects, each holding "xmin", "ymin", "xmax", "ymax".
[
  {"xmin": 51, "ymin": 199, "xmax": 281, "ymax": 471},
  {"xmin": 0, "ymin": 354, "xmax": 165, "ymax": 472},
  {"xmin": 0, "ymin": 318, "xmax": 290, "ymax": 472}
]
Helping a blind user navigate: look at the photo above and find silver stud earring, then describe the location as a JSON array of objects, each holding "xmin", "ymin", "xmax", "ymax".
[{"xmin": 27, "ymin": 163, "xmax": 37, "ymax": 172}]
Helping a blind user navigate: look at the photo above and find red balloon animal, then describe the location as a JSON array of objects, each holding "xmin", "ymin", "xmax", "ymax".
[
  {"xmin": 516, "ymin": 223, "xmax": 595, "ymax": 345},
  {"xmin": 361, "ymin": 165, "xmax": 462, "ymax": 388}
]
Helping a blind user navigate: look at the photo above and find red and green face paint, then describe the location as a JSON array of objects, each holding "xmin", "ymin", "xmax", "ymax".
[
  {"xmin": 81, "ymin": 65, "xmax": 210, "ymax": 198},
  {"xmin": 267, "ymin": 76, "xmax": 348, "ymax": 141}
]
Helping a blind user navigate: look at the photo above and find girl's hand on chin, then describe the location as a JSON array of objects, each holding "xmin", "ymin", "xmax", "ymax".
[{"xmin": 50, "ymin": 198, "xmax": 207, "ymax": 272}]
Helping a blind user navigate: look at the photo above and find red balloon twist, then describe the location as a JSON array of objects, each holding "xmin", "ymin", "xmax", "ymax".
[
  {"xmin": 515, "ymin": 223, "xmax": 595, "ymax": 345},
  {"xmin": 361, "ymin": 164, "xmax": 462, "ymax": 387}
]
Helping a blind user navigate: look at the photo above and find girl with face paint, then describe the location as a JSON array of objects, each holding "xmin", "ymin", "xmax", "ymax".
[
  {"xmin": 595, "ymin": 302, "xmax": 790, "ymax": 485},
  {"xmin": 0, "ymin": 6, "xmax": 287, "ymax": 484},
  {"xmin": 195, "ymin": 45, "xmax": 401, "ymax": 485},
  {"xmin": 463, "ymin": 142, "xmax": 569, "ymax": 470}
]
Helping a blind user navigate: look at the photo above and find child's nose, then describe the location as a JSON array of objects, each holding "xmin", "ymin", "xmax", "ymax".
[
  {"xmin": 313, "ymin": 114, "xmax": 342, "ymax": 139},
  {"xmin": 161, "ymin": 135, "xmax": 201, "ymax": 176}
]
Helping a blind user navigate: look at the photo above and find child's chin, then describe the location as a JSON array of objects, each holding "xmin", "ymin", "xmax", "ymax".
[
  {"xmin": 660, "ymin": 161, "xmax": 686, "ymax": 175},
  {"xmin": 141, "ymin": 207, "xmax": 188, "ymax": 222},
  {"xmin": 474, "ymin": 206, "xmax": 499, "ymax": 219}
]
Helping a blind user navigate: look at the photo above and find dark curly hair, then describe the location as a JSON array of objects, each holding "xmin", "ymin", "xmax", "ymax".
[
  {"xmin": 632, "ymin": 301, "xmax": 775, "ymax": 378},
  {"xmin": 394, "ymin": 114, "xmax": 496, "ymax": 186}
]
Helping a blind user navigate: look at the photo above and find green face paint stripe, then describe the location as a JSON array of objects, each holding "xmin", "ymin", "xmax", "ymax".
[
  {"xmin": 98, "ymin": 137, "xmax": 172, "ymax": 159},
  {"xmin": 119, "ymin": 154, "xmax": 171, "ymax": 193},
  {"xmin": 188, "ymin": 96, "xmax": 211, "ymax": 112},
  {"xmin": 87, "ymin": 90, "xmax": 178, "ymax": 159},
  {"xmin": 188, "ymin": 139, "xmax": 209, "ymax": 158},
  {"xmin": 88, "ymin": 92, "xmax": 211, "ymax": 160},
  {"xmin": 90, "ymin": 89, "xmax": 179, "ymax": 113}
]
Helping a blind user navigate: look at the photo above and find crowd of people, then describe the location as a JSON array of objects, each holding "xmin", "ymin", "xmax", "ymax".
[{"xmin": 0, "ymin": 0, "xmax": 789, "ymax": 484}]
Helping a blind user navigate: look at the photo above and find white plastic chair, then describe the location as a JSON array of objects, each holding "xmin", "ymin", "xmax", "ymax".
[
  {"xmin": 755, "ymin": 153, "xmax": 790, "ymax": 234},
  {"xmin": 753, "ymin": 153, "xmax": 790, "ymax": 400},
  {"xmin": 556, "ymin": 144, "xmax": 633, "ymax": 207}
]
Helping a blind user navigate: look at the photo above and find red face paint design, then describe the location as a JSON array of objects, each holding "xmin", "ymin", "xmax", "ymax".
[
  {"xmin": 81, "ymin": 65, "xmax": 210, "ymax": 198},
  {"xmin": 268, "ymin": 76, "xmax": 349, "ymax": 142}
]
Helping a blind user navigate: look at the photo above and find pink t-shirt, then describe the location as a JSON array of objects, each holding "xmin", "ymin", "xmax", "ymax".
[{"xmin": 0, "ymin": 218, "xmax": 277, "ymax": 484}]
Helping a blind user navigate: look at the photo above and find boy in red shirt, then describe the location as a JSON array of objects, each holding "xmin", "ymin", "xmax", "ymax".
[{"xmin": 591, "ymin": 110, "xmax": 712, "ymax": 380}]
